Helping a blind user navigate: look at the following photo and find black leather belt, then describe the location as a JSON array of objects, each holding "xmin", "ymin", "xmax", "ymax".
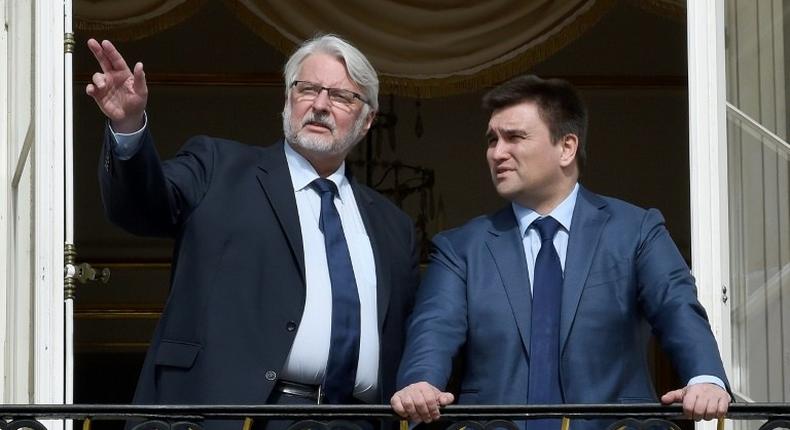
[{"xmin": 274, "ymin": 380, "xmax": 324, "ymax": 404}]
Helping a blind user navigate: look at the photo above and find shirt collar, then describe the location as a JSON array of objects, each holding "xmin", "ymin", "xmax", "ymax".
[
  {"xmin": 283, "ymin": 140, "xmax": 348, "ymax": 198},
  {"xmin": 512, "ymin": 183, "xmax": 580, "ymax": 237}
]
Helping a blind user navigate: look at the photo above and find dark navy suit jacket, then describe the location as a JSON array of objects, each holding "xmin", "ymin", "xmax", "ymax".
[
  {"xmin": 397, "ymin": 186, "xmax": 728, "ymax": 427},
  {"xmin": 99, "ymin": 127, "xmax": 419, "ymax": 423}
]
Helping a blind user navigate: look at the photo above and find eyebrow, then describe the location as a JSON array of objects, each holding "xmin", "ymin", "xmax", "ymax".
[{"xmin": 486, "ymin": 127, "xmax": 527, "ymax": 139}]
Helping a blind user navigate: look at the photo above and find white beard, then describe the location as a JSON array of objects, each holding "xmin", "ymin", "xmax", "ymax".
[{"xmin": 282, "ymin": 101, "xmax": 368, "ymax": 156}]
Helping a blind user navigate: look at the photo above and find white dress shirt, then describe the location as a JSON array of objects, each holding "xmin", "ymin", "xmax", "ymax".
[
  {"xmin": 512, "ymin": 183, "xmax": 579, "ymax": 291},
  {"xmin": 110, "ymin": 120, "xmax": 380, "ymax": 401},
  {"xmin": 280, "ymin": 141, "xmax": 379, "ymax": 402}
]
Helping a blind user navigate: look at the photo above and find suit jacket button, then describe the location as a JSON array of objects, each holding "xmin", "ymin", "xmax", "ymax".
[
  {"xmin": 286, "ymin": 321, "xmax": 297, "ymax": 332},
  {"xmin": 265, "ymin": 370, "xmax": 277, "ymax": 381}
]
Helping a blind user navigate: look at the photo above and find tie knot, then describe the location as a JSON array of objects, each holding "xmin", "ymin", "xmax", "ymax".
[
  {"xmin": 533, "ymin": 216, "xmax": 561, "ymax": 242},
  {"xmin": 311, "ymin": 178, "xmax": 338, "ymax": 196}
]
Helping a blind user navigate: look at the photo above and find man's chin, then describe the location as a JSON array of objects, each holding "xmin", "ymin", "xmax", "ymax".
[
  {"xmin": 493, "ymin": 183, "xmax": 519, "ymax": 201},
  {"xmin": 289, "ymin": 130, "xmax": 362, "ymax": 158},
  {"xmin": 292, "ymin": 136, "xmax": 336, "ymax": 153}
]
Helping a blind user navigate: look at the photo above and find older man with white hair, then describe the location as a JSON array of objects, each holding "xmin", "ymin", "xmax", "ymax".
[{"xmin": 87, "ymin": 34, "xmax": 419, "ymax": 429}]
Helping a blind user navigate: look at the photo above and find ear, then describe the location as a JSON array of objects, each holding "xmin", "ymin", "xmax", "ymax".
[
  {"xmin": 559, "ymin": 133, "xmax": 579, "ymax": 168},
  {"xmin": 362, "ymin": 109, "xmax": 377, "ymax": 133},
  {"xmin": 282, "ymin": 95, "xmax": 291, "ymax": 116}
]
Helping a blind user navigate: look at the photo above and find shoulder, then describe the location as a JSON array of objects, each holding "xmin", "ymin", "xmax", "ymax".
[
  {"xmin": 580, "ymin": 187, "xmax": 662, "ymax": 221},
  {"xmin": 421, "ymin": 208, "xmax": 513, "ymax": 275},
  {"xmin": 173, "ymin": 136, "xmax": 279, "ymax": 171},
  {"xmin": 352, "ymin": 182, "xmax": 412, "ymax": 226},
  {"xmin": 179, "ymin": 135, "xmax": 267, "ymax": 157},
  {"xmin": 578, "ymin": 187, "xmax": 667, "ymax": 239},
  {"xmin": 434, "ymin": 207, "xmax": 512, "ymax": 247}
]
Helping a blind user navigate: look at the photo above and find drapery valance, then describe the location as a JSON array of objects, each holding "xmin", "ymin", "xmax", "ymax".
[
  {"xmin": 223, "ymin": 0, "xmax": 614, "ymax": 97},
  {"xmin": 75, "ymin": 0, "xmax": 207, "ymax": 41},
  {"xmin": 74, "ymin": 0, "xmax": 679, "ymax": 97}
]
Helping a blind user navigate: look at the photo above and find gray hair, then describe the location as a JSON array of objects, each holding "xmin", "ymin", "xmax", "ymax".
[{"xmin": 283, "ymin": 34, "xmax": 379, "ymax": 112}]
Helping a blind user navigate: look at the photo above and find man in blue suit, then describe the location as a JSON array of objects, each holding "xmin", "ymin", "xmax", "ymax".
[{"xmin": 391, "ymin": 75, "xmax": 730, "ymax": 428}]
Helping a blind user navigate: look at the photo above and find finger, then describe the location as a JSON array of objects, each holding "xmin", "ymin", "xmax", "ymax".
[
  {"xmin": 101, "ymin": 39, "xmax": 131, "ymax": 74},
  {"xmin": 682, "ymin": 390, "xmax": 697, "ymax": 419},
  {"xmin": 390, "ymin": 395, "xmax": 407, "ymax": 418},
  {"xmin": 86, "ymin": 82, "xmax": 109, "ymax": 103},
  {"xmin": 414, "ymin": 389, "xmax": 436, "ymax": 423},
  {"xmin": 87, "ymin": 38, "xmax": 113, "ymax": 74},
  {"xmin": 439, "ymin": 392, "xmax": 455, "ymax": 405},
  {"xmin": 399, "ymin": 392, "xmax": 420, "ymax": 423},
  {"xmin": 716, "ymin": 395, "xmax": 729, "ymax": 418},
  {"xmin": 705, "ymin": 397, "xmax": 719, "ymax": 421},
  {"xmin": 691, "ymin": 395, "xmax": 709, "ymax": 421},
  {"xmin": 92, "ymin": 72, "xmax": 106, "ymax": 90},
  {"xmin": 426, "ymin": 390, "xmax": 442, "ymax": 421},
  {"xmin": 132, "ymin": 62, "xmax": 147, "ymax": 95},
  {"xmin": 660, "ymin": 389, "xmax": 684, "ymax": 404}
]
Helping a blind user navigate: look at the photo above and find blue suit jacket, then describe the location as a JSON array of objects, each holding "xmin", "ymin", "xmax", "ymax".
[
  {"xmin": 398, "ymin": 187, "xmax": 728, "ymax": 412},
  {"xmin": 99, "ymin": 128, "xmax": 420, "ymax": 428}
]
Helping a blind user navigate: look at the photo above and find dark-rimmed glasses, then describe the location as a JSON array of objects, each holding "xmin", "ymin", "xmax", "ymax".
[{"xmin": 290, "ymin": 80, "xmax": 371, "ymax": 110}]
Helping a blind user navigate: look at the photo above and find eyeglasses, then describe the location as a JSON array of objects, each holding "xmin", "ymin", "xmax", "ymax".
[{"xmin": 290, "ymin": 80, "xmax": 371, "ymax": 109}]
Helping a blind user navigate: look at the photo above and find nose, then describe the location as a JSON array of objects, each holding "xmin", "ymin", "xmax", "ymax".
[
  {"xmin": 311, "ymin": 88, "xmax": 332, "ymax": 111},
  {"xmin": 489, "ymin": 139, "xmax": 509, "ymax": 161}
]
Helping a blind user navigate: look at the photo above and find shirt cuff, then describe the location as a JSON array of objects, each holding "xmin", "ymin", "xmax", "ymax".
[
  {"xmin": 109, "ymin": 112, "xmax": 147, "ymax": 160},
  {"xmin": 688, "ymin": 375, "xmax": 726, "ymax": 390}
]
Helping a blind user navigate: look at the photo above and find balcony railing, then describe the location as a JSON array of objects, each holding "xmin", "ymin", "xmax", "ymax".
[{"xmin": 0, "ymin": 404, "xmax": 789, "ymax": 430}]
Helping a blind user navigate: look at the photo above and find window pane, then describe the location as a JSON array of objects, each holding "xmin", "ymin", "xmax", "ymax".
[
  {"xmin": 727, "ymin": 110, "xmax": 790, "ymax": 402},
  {"xmin": 726, "ymin": 0, "xmax": 787, "ymax": 140}
]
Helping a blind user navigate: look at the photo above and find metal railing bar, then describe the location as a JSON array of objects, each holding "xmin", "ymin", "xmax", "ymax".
[{"xmin": 0, "ymin": 403, "xmax": 787, "ymax": 420}]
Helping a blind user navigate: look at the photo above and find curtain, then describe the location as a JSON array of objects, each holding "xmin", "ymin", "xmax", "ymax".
[
  {"xmin": 222, "ymin": 0, "xmax": 615, "ymax": 97},
  {"xmin": 74, "ymin": 0, "xmax": 685, "ymax": 97},
  {"xmin": 74, "ymin": 0, "xmax": 206, "ymax": 41}
]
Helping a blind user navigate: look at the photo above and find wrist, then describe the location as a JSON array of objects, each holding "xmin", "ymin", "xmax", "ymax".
[{"xmin": 111, "ymin": 113, "xmax": 145, "ymax": 134}]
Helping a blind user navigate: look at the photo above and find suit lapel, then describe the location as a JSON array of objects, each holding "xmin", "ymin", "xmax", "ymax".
[
  {"xmin": 350, "ymin": 181, "xmax": 391, "ymax": 331},
  {"xmin": 485, "ymin": 207, "xmax": 533, "ymax": 357},
  {"xmin": 255, "ymin": 140, "xmax": 306, "ymax": 284},
  {"xmin": 560, "ymin": 187, "xmax": 609, "ymax": 355}
]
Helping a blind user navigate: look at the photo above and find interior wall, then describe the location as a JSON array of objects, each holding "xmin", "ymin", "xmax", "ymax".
[{"xmin": 71, "ymin": 0, "xmax": 689, "ymax": 407}]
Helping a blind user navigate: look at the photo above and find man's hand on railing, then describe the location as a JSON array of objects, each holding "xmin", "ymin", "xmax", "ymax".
[
  {"xmin": 390, "ymin": 381, "xmax": 455, "ymax": 423},
  {"xmin": 660, "ymin": 382, "xmax": 731, "ymax": 421}
]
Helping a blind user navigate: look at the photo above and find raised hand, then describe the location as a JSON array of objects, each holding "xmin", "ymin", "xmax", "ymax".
[{"xmin": 85, "ymin": 39, "xmax": 148, "ymax": 133}]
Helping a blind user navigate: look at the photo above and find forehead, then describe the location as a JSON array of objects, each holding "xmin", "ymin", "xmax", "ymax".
[
  {"xmin": 487, "ymin": 101, "xmax": 546, "ymax": 131},
  {"xmin": 296, "ymin": 53, "xmax": 358, "ymax": 90}
]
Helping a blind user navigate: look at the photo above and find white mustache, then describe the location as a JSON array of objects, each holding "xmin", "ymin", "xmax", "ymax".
[{"xmin": 301, "ymin": 112, "xmax": 335, "ymax": 132}]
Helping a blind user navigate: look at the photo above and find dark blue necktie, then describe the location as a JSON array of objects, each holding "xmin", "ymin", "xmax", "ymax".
[
  {"xmin": 311, "ymin": 178, "xmax": 361, "ymax": 404},
  {"xmin": 527, "ymin": 217, "xmax": 563, "ymax": 429}
]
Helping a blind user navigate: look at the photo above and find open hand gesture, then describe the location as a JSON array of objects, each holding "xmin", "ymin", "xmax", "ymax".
[{"xmin": 85, "ymin": 39, "xmax": 148, "ymax": 133}]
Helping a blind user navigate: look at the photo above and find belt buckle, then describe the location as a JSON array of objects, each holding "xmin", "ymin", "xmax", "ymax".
[{"xmin": 316, "ymin": 385, "xmax": 324, "ymax": 405}]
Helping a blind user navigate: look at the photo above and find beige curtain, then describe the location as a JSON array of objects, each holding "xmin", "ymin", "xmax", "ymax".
[
  {"xmin": 74, "ymin": 0, "xmax": 685, "ymax": 97},
  {"xmin": 75, "ymin": 0, "xmax": 207, "ymax": 41},
  {"xmin": 223, "ymin": 0, "xmax": 616, "ymax": 97}
]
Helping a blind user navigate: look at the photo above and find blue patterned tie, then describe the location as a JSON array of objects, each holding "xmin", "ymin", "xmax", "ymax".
[
  {"xmin": 311, "ymin": 178, "xmax": 361, "ymax": 404},
  {"xmin": 527, "ymin": 216, "xmax": 563, "ymax": 429}
]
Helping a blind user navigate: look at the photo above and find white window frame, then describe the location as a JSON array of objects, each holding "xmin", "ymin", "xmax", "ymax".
[
  {"xmin": 687, "ymin": 0, "xmax": 732, "ymax": 428},
  {"xmin": 0, "ymin": 0, "xmax": 67, "ymax": 419}
]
